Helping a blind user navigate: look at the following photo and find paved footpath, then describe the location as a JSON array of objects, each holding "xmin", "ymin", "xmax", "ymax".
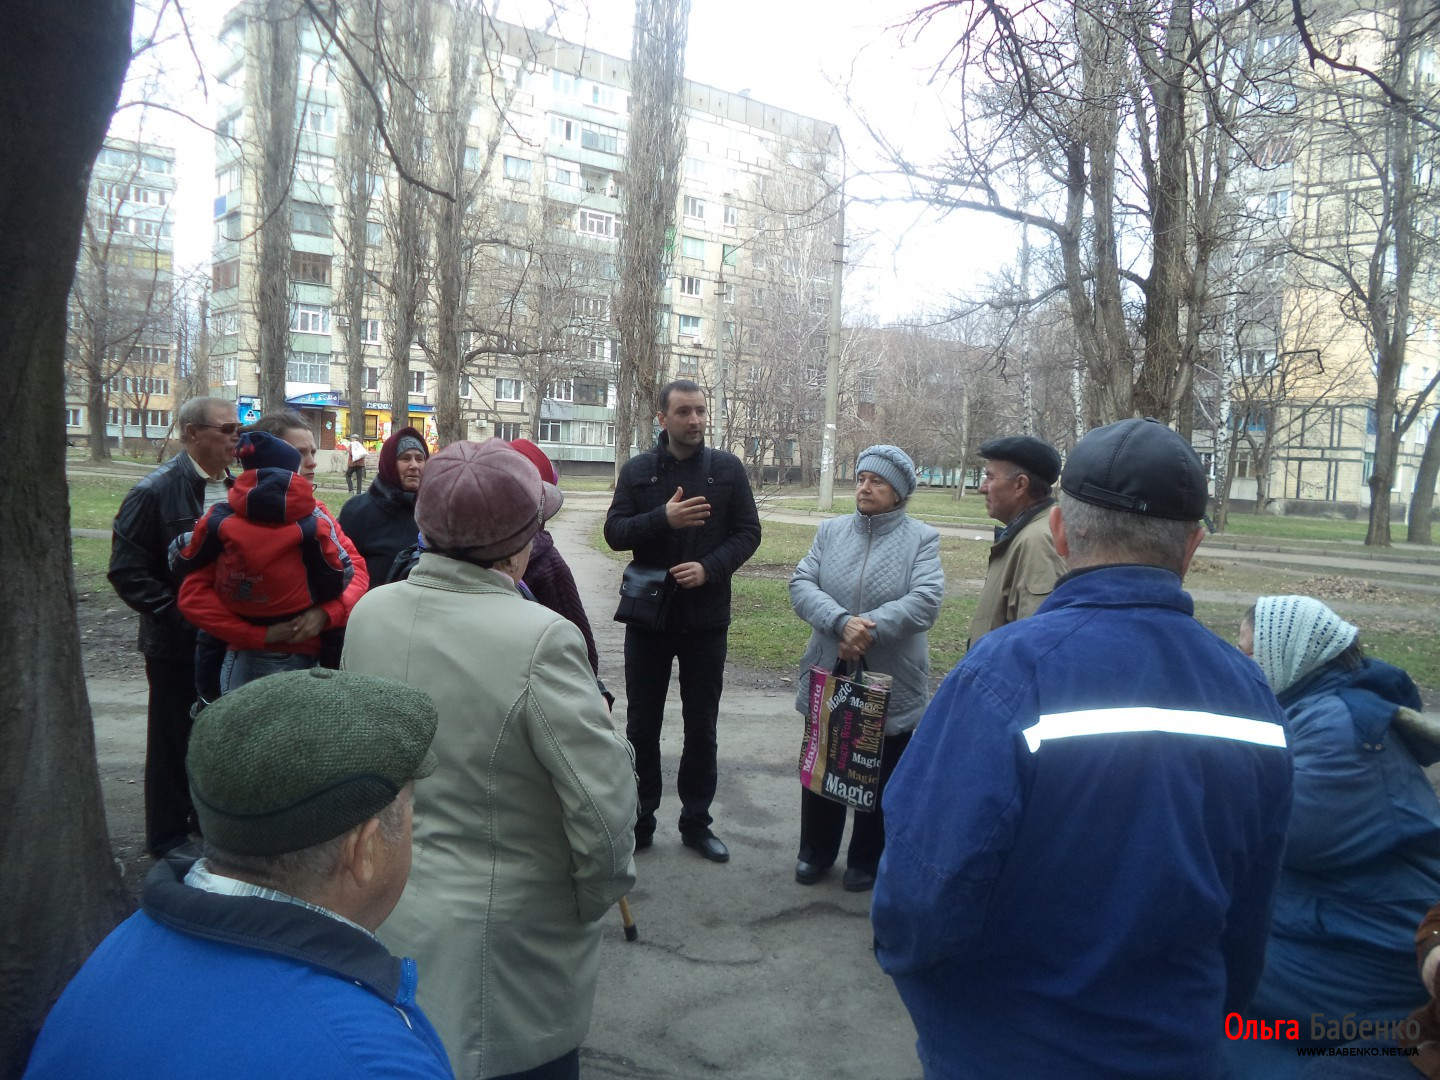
[{"xmin": 85, "ymin": 494, "xmax": 924, "ymax": 1080}]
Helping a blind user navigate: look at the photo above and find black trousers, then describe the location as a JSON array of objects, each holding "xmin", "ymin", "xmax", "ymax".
[
  {"xmin": 345, "ymin": 462, "xmax": 366, "ymax": 492},
  {"xmin": 623, "ymin": 624, "xmax": 727, "ymax": 838},
  {"xmin": 798, "ymin": 728, "xmax": 912, "ymax": 875},
  {"xmin": 144, "ymin": 654, "xmax": 200, "ymax": 856}
]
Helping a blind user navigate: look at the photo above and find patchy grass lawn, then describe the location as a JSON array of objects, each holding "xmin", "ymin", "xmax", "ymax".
[
  {"xmin": 1214, "ymin": 514, "xmax": 1370, "ymax": 543},
  {"xmin": 67, "ymin": 473, "xmax": 140, "ymax": 531}
]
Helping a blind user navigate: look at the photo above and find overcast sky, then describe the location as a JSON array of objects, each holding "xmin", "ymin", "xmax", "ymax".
[{"xmin": 120, "ymin": 0, "xmax": 1017, "ymax": 322}]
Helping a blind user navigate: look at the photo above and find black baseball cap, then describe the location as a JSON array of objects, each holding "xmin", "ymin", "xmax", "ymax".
[
  {"xmin": 978, "ymin": 435, "xmax": 1062, "ymax": 486},
  {"xmin": 1060, "ymin": 418, "xmax": 1208, "ymax": 520}
]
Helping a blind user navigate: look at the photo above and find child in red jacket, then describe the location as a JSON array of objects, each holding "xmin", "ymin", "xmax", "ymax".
[{"xmin": 170, "ymin": 431, "xmax": 353, "ymax": 695}]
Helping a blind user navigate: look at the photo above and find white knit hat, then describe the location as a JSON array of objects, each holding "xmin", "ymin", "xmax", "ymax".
[{"xmin": 1251, "ymin": 595, "xmax": 1359, "ymax": 695}]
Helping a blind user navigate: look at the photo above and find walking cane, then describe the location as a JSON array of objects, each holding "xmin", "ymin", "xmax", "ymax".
[{"xmin": 618, "ymin": 896, "xmax": 638, "ymax": 942}]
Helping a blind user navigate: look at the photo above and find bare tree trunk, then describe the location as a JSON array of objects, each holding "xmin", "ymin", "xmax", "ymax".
[
  {"xmin": 615, "ymin": 0, "xmax": 690, "ymax": 477},
  {"xmin": 384, "ymin": 0, "xmax": 432, "ymax": 433},
  {"xmin": 0, "ymin": 1, "xmax": 133, "ymax": 1072},
  {"xmin": 1406, "ymin": 417, "xmax": 1440, "ymax": 545},
  {"xmin": 335, "ymin": 0, "xmax": 376, "ymax": 445},
  {"xmin": 253, "ymin": 0, "xmax": 300, "ymax": 413}
]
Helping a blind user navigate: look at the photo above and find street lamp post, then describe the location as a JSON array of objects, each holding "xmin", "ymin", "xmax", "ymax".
[{"xmin": 817, "ymin": 134, "xmax": 845, "ymax": 512}]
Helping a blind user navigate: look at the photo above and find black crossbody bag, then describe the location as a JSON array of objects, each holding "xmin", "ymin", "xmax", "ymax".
[{"xmin": 614, "ymin": 448, "xmax": 711, "ymax": 631}]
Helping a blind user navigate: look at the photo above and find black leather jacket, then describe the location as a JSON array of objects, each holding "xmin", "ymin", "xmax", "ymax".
[
  {"xmin": 604, "ymin": 434, "xmax": 761, "ymax": 632},
  {"xmin": 108, "ymin": 451, "xmax": 215, "ymax": 660}
]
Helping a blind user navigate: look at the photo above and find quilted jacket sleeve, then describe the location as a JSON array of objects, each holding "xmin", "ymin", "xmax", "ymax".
[
  {"xmin": 864, "ymin": 527, "xmax": 944, "ymax": 645},
  {"xmin": 789, "ymin": 522, "xmax": 850, "ymax": 639}
]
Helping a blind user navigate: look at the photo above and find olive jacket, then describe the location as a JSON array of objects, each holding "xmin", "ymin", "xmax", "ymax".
[
  {"xmin": 967, "ymin": 498, "xmax": 1065, "ymax": 646},
  {"xmin": 342, "ymin": 554, "xmax": 637, "ymax": 1079}
]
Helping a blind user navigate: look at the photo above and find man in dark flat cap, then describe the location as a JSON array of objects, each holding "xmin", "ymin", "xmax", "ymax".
[
  {"xmin": 969, "ymin": 434, "xmax": 1067, "ymax": 645},
  {"xmin": 24, "ymin": 669, "xmax": 453, "ymax": 1080},
  {"xmin": 873, "ymin": 418, "xmax": 1292, "ymax": 1080}
]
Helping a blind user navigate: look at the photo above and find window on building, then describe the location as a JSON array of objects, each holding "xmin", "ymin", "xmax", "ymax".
[
  {"xmin": 213, "ymin": 309, "xmax": 239, "ymax": 336},
  {"xmin": 546, "ymin": 379, "xmax": 574, "ymax": 402},
  {"xmin": 724, "ymin": 205, "xmax": 738, "ymax": 227},
  {"xmin": 684, "ymin": 196, "xmax": 705, "ymax": 220},
  {"xmin": 577, "ymin": 210, "xmax": 618, "ymax": 238},
  {"xmin": 574, "ymin": 377, "xmax": 608, "ymax": 406},
  {"xmin": 459, "ymin": 374, "xmax": 472, "ymax": 398},
  {"xmin": 720, "ymin": 281, "xmax": 734, "ymax": 304},
  {"xmin": 213, "ymin": 259, "xmax": 240, "ymax": 291},
  {"xmin": 292, "ymin": 201, "xmax": 330, "ymax": 236},
  {"xmin": 291, "ymin": 250, "xmax": 332, "ymax": 285},
  {"xmin": 501, "ymin": 200, "xmax": 528, "ymax": 224},
  {"xmin": 681, "ymin": 235, "xmax": 705, "ymax": 259},
  {"xmin": 297, "ymin": 103, "xmax": 337, "ymax": 135},
  {"xmin": 585, "ymin": 338, "xmax": 611, "ymax": 363},
  {"xmin": 751, "ymin": 251, "xmax": 768, "ymax": 272},
  {"xmin": 218, "ymin": 210, "xmax": 243, "ymax": 242},
  {"xmin": 361, "ymin": 318, "xmax": 382, "ymax": 344},
  {"xmin": 678, "ymin": 354, "xmax": 698, "ymax": 374},
  {"xmin": 286, "ymin": 351, "xmax": 330, "ymax": 383},
  {"xmin": 684, "ymin": 156, "xmax": 707, "ymax": 181},
  {"xmin": 679, "ymin": 275, "xmax": 702, "ymax": 297},
  {"xmin": 678, "ymin": 314, "xmax": 702, "ymax": 338},
  {"xmin": 464, "ymin": 145, "xmax": 481, "ymax": 171},
  {"xmin": 723, "ymin": 244, "xmax": 738, "ymax": 267},
  {"xmin": 216, "ymin": 164, "xmax": 242, "ymax": 196},
  {"xmin": 221, "ymin": 356, "xmax": 239, "ymax": 383},
  {"xmin": 495, "ymin": 377, "xmax": 523, "ymax": 402},
  {"xmin": 291, "ymin": 304, "xmax": 330, "ymax": 334},
  {"xmin": 548, "ymin": 159, "xmax": 580, "ymax": 187},
  {"xmin": 503, "ymin": 155, "xmax": 532, "ymax": 180},
  {"xmin": 551, "ymin": 70, "xmax": 582, "ymax": 97},
  {"xmin": 365, "ymin": 220, "xmax": 383, "ymax": 246},
  {"xmin": 108, "ymin": 407, "xmax": 121, "ymax": 426},
  {"xmin": 574, "ymin": 420, "xmax": 607, "ymax": 445},
  {"xmin": 580, "ymin": 122, "xmax": 620, "ymax": 154},
  {"xmin": 410, "ymin": 370, "xmax": 426, "ymax": 394},
  {"xmin": 575, "ymin": 295, "xmax": 608, "ymax": 319},
  {"xmin": 295, "ymin": 151, "xmax": 334, "ymax": 187},
  {"xmin": 362, "ymin": 366, "xmax": 380, "ymax": 391},
  {"xmin": 539, "ymin": 419, "xmax": 565, "ymax": 442},
  {"xmin": 65, "ymin": 407, "xmax": 83, "ymax": 427},
  {"xmin": 495, "ymin": 421, "xmax": 523, "ymax": 441}
]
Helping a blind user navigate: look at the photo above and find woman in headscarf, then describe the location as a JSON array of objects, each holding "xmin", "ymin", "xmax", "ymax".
[
  {"xmin": 787, "ymin": 444, "xmax": 944, "ymax": 892},
  {"xmin": 338, "ymin": 426, "xmax": 429, "ymax": 589},
  {"xmin": 1226, "ymin": 595, "xmax": 1440, "ymax": 1076}
]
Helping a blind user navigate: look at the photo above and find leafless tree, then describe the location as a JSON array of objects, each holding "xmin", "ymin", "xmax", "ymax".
[
  {"xmin": 67, "ymin": 164, "xmax": 174, "ymax": 461},
  {"xmin": 615, "ymin": 0, "xmax": 690, "ymax": 473},
  {"xmin": 1288, "ymin": 0, "xmax": 1440, "ymax": 545},
  {"xmin": 251, "ymin": 0, "xmax": 301, "ymax": 413}
]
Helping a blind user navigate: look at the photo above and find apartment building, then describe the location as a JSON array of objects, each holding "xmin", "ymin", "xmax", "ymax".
[
  {"xmin": 209, "ymin": 1, "xmax": 839, "ymax": 472},
  {"xmin": 65, "ymin": 138, "xmax": 178, "ymax": 451}
]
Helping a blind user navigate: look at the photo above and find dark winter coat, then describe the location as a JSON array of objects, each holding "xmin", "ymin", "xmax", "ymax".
[
  {"xmin": 109, "ymin": 451, "xmax": 216, "ymax": 659},
  {"xmin": 524, "ymin": 529, "xmax": 599, "ymax": 674},
  {"xmin": 338, "ymin": 478, "xmax": 418, "ymax": 593},
  {"xmin": 603, "ymin": 434, "xmax": 761, "ymax": 632}
]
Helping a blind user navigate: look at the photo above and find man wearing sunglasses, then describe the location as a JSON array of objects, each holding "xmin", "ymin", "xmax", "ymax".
[{"xmin": 110, "ymin": 396, "xmax": 240, "ymax": 857}]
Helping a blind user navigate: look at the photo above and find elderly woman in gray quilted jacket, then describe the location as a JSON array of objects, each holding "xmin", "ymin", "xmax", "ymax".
[{"xmin": 788, "ymin": 444, "xmax": 945, "ymax": 892}]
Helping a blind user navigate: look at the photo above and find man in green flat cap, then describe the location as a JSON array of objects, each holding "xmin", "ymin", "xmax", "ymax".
[{"xmin": 24, "ymin": 668, "xmax": 455, "ymax": 1079}]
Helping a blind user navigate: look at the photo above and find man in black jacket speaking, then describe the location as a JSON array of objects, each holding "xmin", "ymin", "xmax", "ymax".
[
  {"xmin": 109, "ymin": 396, "xmax": 239, "ymax": 856},
  {"xmin": 605, "ymin": 380, "xmax": 761, "ymax": 863}
]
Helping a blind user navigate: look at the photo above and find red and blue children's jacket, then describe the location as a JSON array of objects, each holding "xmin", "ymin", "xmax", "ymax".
[{"xmin": 171, "ymin": 467, "xmax": 352, "ymax": 630}]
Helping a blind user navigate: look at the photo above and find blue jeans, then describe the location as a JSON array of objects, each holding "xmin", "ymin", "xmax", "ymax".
[{"xmin": 219, "ymin": 649, "xmax": 316, "ymax": 694}]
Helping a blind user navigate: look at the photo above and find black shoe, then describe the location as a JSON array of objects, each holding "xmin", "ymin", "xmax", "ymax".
[
  {"xmin": 681, "ymin": 830, "xmax": 730, "ymax": 863},
  {"xmin": 795, "ymin": 859, "xmax": 827, "ymax": 885},
  {"xmin": 634, "ymin": 833, "xmax": 653, "ymax": 851},
  {"xmin": 842, "ymin": 867, "xmax": 876, "ymax": 892}
]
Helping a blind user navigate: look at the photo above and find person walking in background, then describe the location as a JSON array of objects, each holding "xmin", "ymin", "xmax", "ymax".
[
  {"xmin": 109, "ymin": 395, "xmax": 239, "ymax": 857},
  {"xmin": 968, "ymin": 434, "xmax": 1066, "ymax": 646},
  {"xmin": 872, "ymin": 418, "xmax": 1293, "ymax": 1080},
  {"xmin": 344, "ymin": 440, "xmax": 636, "ymax": 1080},
  {"xmin": 170, "ymin": 431, "xmax": 355, "ymax": 694},
  {"xmin": 1224, "ymin": 595, "xmax": 1440, "ymax": 1077},
  {"xmin": 339, "ymin": 426, "xmax": 428, "ymax": 589},
  {"xmin": 344, "ymin": 433, "xmax": 368, "ymax": 494},
  {"xmin": 788, "ymin": 445, "xmax": 943, "ymax": 892},
  {"xmin": 604, "ymin": 380, "xmax": 761, "ymax": 864}
]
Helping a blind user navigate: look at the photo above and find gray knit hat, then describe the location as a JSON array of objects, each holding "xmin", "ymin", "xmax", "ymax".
[
  {"xmin": 856, "ymin": 444, "xmax": 917, "ymax": 500},
  {"xmin": 1251, "ymin": 595, "xmax": 1359, "ymax": 695},
  {"xmin": 187, "ymin": 668, "xmax": 439, "ymax": 856}
]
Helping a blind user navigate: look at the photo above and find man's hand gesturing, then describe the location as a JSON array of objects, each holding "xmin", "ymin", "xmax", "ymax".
[{"xmin": 665, "ymin": 486, "xmax": 710, "ymax": 529}]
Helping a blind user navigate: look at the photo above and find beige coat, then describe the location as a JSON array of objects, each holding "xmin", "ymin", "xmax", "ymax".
[
  {"xmin": 343, "ymin": 554, "xmax": 637, "ymax": 1079},
  {"xmin": 968, "ymin": 500, "xmax": 1066, "ymax": 646}
]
